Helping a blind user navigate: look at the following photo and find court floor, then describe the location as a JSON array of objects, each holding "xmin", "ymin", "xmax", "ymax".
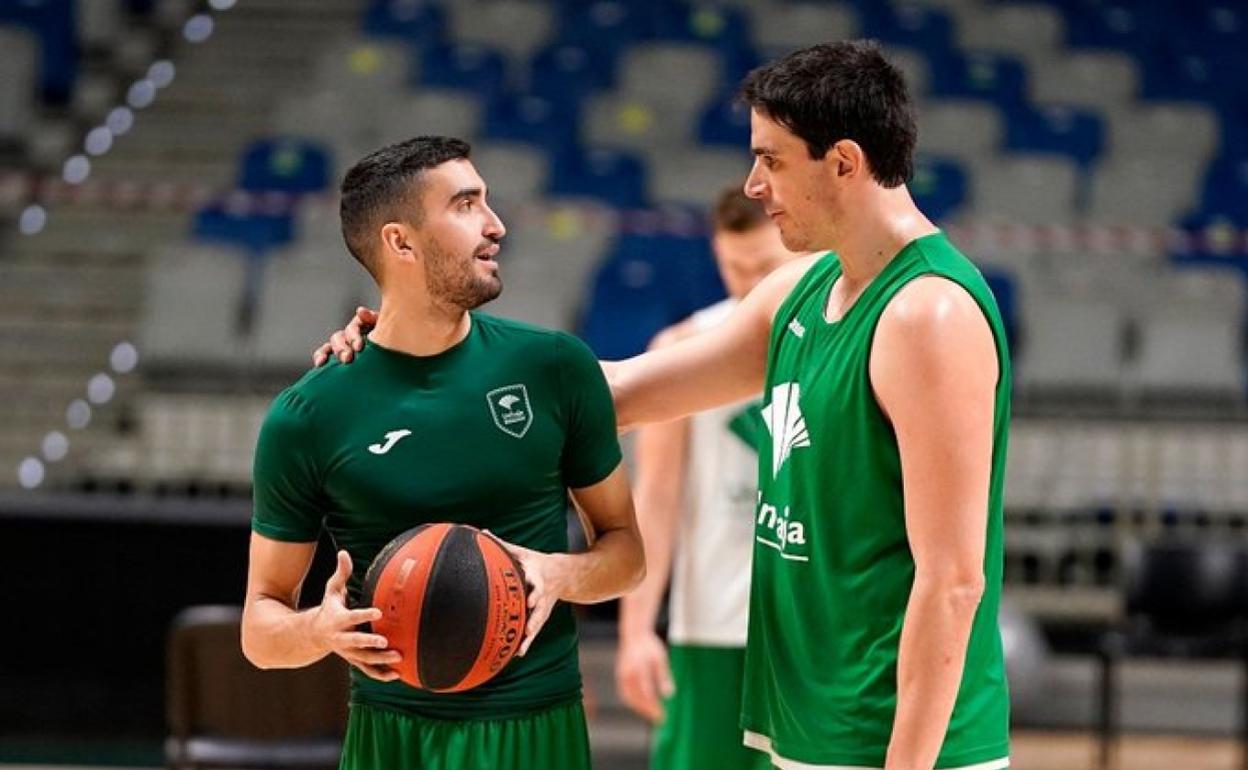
[{"xmin": 0, "ymin": 733, "xmax": 1241, "ymax": 770}]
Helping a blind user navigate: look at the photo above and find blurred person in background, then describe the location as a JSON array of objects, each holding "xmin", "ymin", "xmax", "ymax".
[{"xmin": 613, "ymin": 186, "xmax": 797, "ymax": 770}]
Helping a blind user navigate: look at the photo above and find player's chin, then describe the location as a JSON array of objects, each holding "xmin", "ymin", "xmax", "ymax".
[{"xmin": 470, "ymin": 276, "xmax": 503, "ymax": 307}]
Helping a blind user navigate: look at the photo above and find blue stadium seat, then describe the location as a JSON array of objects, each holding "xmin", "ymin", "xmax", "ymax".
[
  {"xmin": 611, "ymin": 228, "xmax": 725, "ymax": 309},
  {"xmin": 1141, "ymin": 45, "xmax": 1234, "ymax": 105},
  {"xmin": 416, "ymin": 42, "xmax": 507, "ymax": 98},
  {"xmin": 1061, "ymin": 0, "xmax": 1163, "ymax": 55},
  {"xmin": 1005, "ymin": 105, "xmax": 1105, "ymax": 168},
  {"xmin": 580, "ymin": 255, "xmax": 684, "ymax": 359},
  {"xmin": 193, "ymin": 206, "xmax": 295, "ymax": 255},
  {"xmin": 1196, "ymin": 156, "xmax": 1248, "ymax": 226},
  {"xmin": 529, "ymin": 42, "xmax": 614, "ymax": 107},
  {"xmin": 909, "ymin": 157, "xmax": 967, "ymax": 221},
  {"xmin": 361, "ymin": 0, "xmax": 445, "ymax": 45},
  {"xmin": 483, "ymin": 92, "xmax": 579, "ymax": 154},
  {"xmin": 1219, "ymin": 102, "xmax": 1248, "ymax": 160},
  {"xmin": 580, "ymin": 232, "xmax": 724, "ymax": 358},
  {"xmin": 238, "ymin": 139, "xmax": 331, "ymax": 194},
  {"xmin": 557, "ymin": 1, "xmax": 648, "ymax": 58},
  {"xmin": 858, "ymin": 3, "xmax": 954, "ymax": 59},
  {"xmin": 720, "ymin": 44, "xmax": 762, "ymax": 96},
  {"xmin": 649, "ymin": 2, "xmax": 749, "ymax": 51},
  {"xmin": 929, "ymin": 51, "xmax": 1028, "ymax": 109},
  {"xmin": 548, "ymin": 147, "xmax": 649, "ymax": 208},
  {"xmin": 0, "ymin": 0, "xmax": 76, "ymax": 103},
  {"xmin": 1170, "ymin": 3, "xmax": 1247, "ymax": 54},
  {"xmin": 697, "ymin": 93, "xmax": 751, "ymax": 148}
]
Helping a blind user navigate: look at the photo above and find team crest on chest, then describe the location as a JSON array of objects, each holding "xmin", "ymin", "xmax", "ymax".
[{"xmin": 487, "ymin": 384, "xmax": 533, "ymax": 438}]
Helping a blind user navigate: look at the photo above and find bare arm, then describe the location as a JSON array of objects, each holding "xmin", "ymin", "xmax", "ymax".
[
  {"xmin": 615, "ymin": 323, "xmax": 694, "ymax": 722},
  {"xmin": 870, "ymin": 277, "xmax": 998, "ymax": 770},
  {"xmin": 503, "ymin": 464, "xmax": 645, "ymax": 655},
  {"xmin": 606, "ymin": 257, "xmax": 815, "ymax": 431},
  {"xmin": 240, "ymin": 533, "xmax": 399, "ymax": 680}
]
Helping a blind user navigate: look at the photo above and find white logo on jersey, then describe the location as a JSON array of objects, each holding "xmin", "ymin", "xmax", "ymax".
[
  {"xmin": 787, "ymin": 318, "xmax": 806, "ymax": 338},
  {"xmin": 755, "ymin": 501, "xmax": 809, "ymax": 561},
  {"xmin": 487, "ymin": 384, "xmax": 533, "ymax": 438},
  {"xmin": 761, "ymin": 383, "xmax": 810, "ymax": 478},
  {"xmin": 368, "ymin": 429, "xmax": 412, "ymax": 455}
]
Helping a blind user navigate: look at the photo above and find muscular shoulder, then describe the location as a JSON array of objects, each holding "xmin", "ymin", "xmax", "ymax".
[
  {"xmin": 872, "ymin": 276, "xmax": 997, "ymax": 386},
  {"xmin": 271, "ymin": 361, "xmax": 342, "ymax": 420},
  {"xmin": 879, "ymin": 276, "xmax": 990, "ymax": 340}
]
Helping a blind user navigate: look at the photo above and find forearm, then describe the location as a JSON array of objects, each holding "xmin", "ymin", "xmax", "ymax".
[
  {"xmin": 618, "ymin": 505, "xmax": 676, "ymax": 637},
  {"xmin": 241, "ymin": 595, "xmax": 329, "ymax": 670},
  {"xmin": 553, "ymin": 525, "xmax": 645, "ymax": 605},
  {"xmin": 884, "ymin": 574, "xmax": 985, "ymax": 770}
]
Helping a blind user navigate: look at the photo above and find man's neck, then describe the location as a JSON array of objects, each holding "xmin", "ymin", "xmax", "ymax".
[
  {"xmin": 368, "ymin": 294, "xmax": 471, "ymax": 357},
  {"xmin": 834, "ymin": 185, "xmax": 938, "ymax": 286}
]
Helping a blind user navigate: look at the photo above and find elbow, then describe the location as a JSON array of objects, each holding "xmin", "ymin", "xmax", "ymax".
[
  {"xmin": 948, "ymin": 578, "xmax": 986, "ymax": 614},
  {"xmin": 239, "ymin": 615, "xmax": 282, "ymax": 670},
  {"xmin": 625, "ymin": 548, "xmax": 646, "ymax": 593},
  {"xmin": 623, "ymin": 534, "xmax": 647, "ymax": 593},
  {"xmin": 917, "ymin": 569, "xmax": 986, "ymax": 616},
  {"xmin": 239, "ymin": 626, "xmax": 269, "ymax": 669}
]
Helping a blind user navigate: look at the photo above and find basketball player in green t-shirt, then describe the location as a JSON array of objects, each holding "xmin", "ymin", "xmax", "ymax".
[
  {"xmin": 243, "ymin": 136, "xmax": 644, "ymax": 770},
  {"xmin": 320, "ymin": 40, "xmax": 1011, "ymax": 770}
]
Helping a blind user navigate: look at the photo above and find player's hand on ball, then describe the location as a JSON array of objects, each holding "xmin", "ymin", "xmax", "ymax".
[
  {"xmin": 312, "ymin": 306, "xmax": 378, "ymax": 367},
  {"xmin": 615, "ymin": 629, "xmax": 673, "ymax": 723},
  {"xmin": 314, "ymin": 550, "xmax": 401, "ymax": 682},
  {"xmin": 494, "ymin": 537, "xmax": 568, "ymax": 658}
]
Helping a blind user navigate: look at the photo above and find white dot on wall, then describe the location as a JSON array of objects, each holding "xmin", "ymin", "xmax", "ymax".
[
  {"xmin": 85, "ymin": 126, "xmax": 113, "ymax": 156},
  {"xmin": 67, "ymin": 399, "xmax": 92, "ymax": 430},
  {"xmin": 208, "ymin": 0, "xmax": 236, "ymax": 9},
  {"xmin": 127, "ymin": 79, "xmax": 156, "ymax": 109},
  {"xmin": 184, "ymin": 14, "xmax": 214, "ymax": 43},
  {"xmin": 106, "ymin": 106, "xmax": 135, "ymax": 136},
  {"xmin": 19, "ymin": 205, "xmax": 47, "ymax": 236},
  {"xmin": 62, "ymin": 154, "xmax": 91, "ymax": 184},
  {"xmin": 148, "ymin": 60, "xmax": 176, "ymax": 89},
  {"xmin": 18, "ymin": 457, "xmax": 45, "ymax": 489},
  {"xmin": 87, "ymin": 373, "xmax": 116, "ymax": 405},
  {"xmin": 42, "ymin": 431, "xmax": 69, "ymax": 462},
  {"xmin": 110, "ymin": 341, "xmax": 139, "ymax": 374}
]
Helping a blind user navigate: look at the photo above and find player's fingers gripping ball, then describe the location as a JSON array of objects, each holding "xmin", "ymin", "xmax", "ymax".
[{"xmin": 362, "ymin": 523, "xmax": 528, "ymax": 691}]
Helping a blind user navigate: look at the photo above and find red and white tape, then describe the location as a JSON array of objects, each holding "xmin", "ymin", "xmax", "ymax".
[{"xmin": 3, "ymin": 171, "xmax": 1245, "ymax": 256}]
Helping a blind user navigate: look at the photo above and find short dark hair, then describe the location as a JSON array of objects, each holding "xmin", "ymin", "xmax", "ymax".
[
  {"xmin": 712, "ymin": 185, "xmax": 768, "ymax": 233},
  {"xmin": 739, "ymin": 40, "xmax": 916, "ymax": 188},
  {"xmin": 339, "ymin": 136, "xmax": 472, "ymax": 277}
]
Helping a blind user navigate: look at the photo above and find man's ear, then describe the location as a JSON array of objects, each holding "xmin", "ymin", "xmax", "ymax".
[
  {"xmin": 380, "ymin": 222, "xmax": 418, "ymax": 264},
  {"xmin": 829, "ymin": 139, "xmax": 865, "ymax": 178}
]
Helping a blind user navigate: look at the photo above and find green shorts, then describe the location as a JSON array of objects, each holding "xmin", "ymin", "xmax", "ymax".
[
  {"xmin": 340, "ymin": 699, "xmax": 592, "ymax": 770},
  {"xmin": 652, "ymin": 645, "xmax": 770, "ymax": 770}
]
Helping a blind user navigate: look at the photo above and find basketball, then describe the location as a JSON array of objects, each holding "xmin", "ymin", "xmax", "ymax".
[{"xmin": 361, "ymin": 523, "xmax": 528, "ymax": 692}]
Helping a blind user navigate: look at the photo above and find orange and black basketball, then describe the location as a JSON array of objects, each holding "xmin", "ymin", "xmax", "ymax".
[{"xmin": 361, "ymin": 523, "xmax": 528, "ymax": 692}]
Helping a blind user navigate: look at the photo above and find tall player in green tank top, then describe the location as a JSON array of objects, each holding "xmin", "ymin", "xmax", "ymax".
[
  {"xmin": 243, "ymin": 137, "xmax": 644, "ymax": 770},
  {"xmin": 609, "ymin": 41, "xmax": 1013, "ymax": 770},
  {"xmin": 319, "ymin": 40, "xmax": 1011, "ymax": 770}
]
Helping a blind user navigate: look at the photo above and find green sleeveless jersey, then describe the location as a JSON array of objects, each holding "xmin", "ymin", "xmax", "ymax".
[
  {"xmin": 251, "ymin": 312, "xmax": 622, "ymax": 720},
  {"xmin": 741, "ymin": 233, "xmax": 1012, "ymax": 769}
]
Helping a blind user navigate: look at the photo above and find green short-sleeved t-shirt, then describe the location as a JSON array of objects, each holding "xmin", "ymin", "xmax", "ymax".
[{"xmin": 251, "ymin": 311, "xmax": 622, "ymax": 720}]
